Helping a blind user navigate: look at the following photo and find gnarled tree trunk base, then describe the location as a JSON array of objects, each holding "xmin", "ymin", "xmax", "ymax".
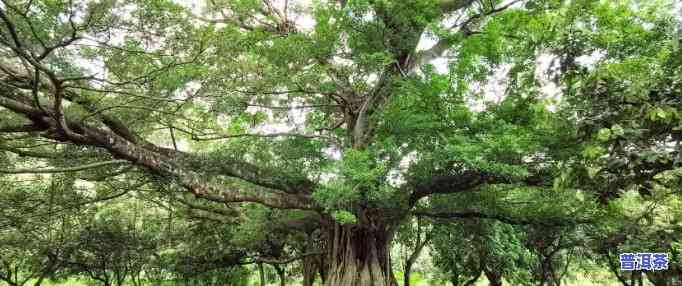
[{"xmin": 325, "ymin": 224, "xmax": 396, "ymax": 286}]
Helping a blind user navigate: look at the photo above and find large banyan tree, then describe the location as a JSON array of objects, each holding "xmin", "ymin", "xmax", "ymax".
[{"xmin": 0, "ymin": 0, "xmax": 679, "ymax": 285}]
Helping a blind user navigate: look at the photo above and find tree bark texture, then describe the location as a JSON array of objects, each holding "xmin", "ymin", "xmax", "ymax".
[{"xmin": 325, "ymin": 223, "xmax": 396, "ymax": 286}]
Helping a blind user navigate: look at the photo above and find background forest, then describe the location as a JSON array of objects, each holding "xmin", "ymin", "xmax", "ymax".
[{"xmin": 0, "ymin": 0, "xmax": 680, "ymax": 285}]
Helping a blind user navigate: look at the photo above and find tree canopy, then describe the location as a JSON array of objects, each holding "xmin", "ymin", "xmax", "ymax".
[{"xmin": 0, "ymin": 0, "xmax": 680, "ymax": 285}]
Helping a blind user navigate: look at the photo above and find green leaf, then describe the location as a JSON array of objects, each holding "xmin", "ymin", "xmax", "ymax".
[
  {"xmin": 610, "ymin": 124, "xmax": 624, "ymax": 137},
  {"xmin": 597, "ymin": 128, "xmax": 612, "ymax": 142},
  {"xmin": 331, "ymin": 210, "xmax": 357, "ymax": 225}
]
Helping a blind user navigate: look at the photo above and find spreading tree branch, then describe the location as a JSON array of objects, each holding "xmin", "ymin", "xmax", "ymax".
[
  {"xmin": 408, "ymin": 0, "xmax": 523, "ymax": 72},
  {"xmin": 0, "ymin": 82, "xmax": 318, "ymax": 209},
  {"xmin": 408, "ymin": 166, "xmax": 548, "ymax": 206},
  {"xmin": 241, "ymin": 252, "xmax": 325, "ymax": 265},
  {"xmin": 0, "ymin": 124, "xmax": 45, "ymax": 133},
  {"xmin": 0, "ymin": 160, "xmax": 128, "ymax": 174},
  {"xmin": 413, "ymin": 210, "xmax": 593, "ymax": 227}
]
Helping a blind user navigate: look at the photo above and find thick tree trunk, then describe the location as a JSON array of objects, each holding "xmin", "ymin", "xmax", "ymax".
[{"xmin": 325, "ymin": 224, "xmax": 396, "ymax": 286}]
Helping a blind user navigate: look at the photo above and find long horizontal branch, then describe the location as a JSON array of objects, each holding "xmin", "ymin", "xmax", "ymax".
[
  {"xmin": 0, "ymin": 124, "xmax": 46, "ymax": 133},
  {"xmin": 0, "ymin": 92, "xmax": 46, "ymax": 118},
  {"xmin": 408, "ymin": 167, "xmax": 548, "ymax": 206},
  {"xmin": 413, "ymin": 210, "xmax": 593, "ymax": 227},
  {"xmin": 191, "ymin": 131, "xmax": 334, "ymax": 141},
  {"xmin": 240, "ymin": 252, "xmax": 325, "ymax": 265},
  {"xmin": 0, "ymin": 145, "xmax": 57, "ymax": 158},
  {"xmin": 180, "ymin": 174, "xmax": 317, "ymax": 210},
  {"xmin": 408, "ymin": 169, "xmax": 496, "ymax": 205},
  {"xmin": 175, "ymin": 196, "xmax": 239, "ymax": 217},
  {"xmin": 0, "ymin": 57, "xmax": 325, "ymax": 205},
  {"xmin": 0, "ymin": 160, "xmax": 128, "ymax": 174},
  {"xmin": 177, "ymin": 250, "xmax": 248, "ymax": 275},
  {"xmin": 75, "ymin": 122, "xmax": 318, "ymax": 209},
  {"xmin": 413, "ymin": 210, "xmax": 534, "ymax": 225},
  {"xmin": 0, "ymin": 87, "xmax": 318, "ymax": 210},
  {"xmin": 169, "ymin": 123, "xmax": 341, "ymax": 146},
  {"xmin": 0, "ymin": 3, "xmax": 318, "ymax": 208},
  {"xmin": 243, "ymin": 103, "xmax": 342, "ymax": 110}
]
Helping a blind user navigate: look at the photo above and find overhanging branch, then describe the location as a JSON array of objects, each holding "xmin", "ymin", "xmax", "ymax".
[
  {"xmin": 408, "ymin": 167, "xmax": 548, "ymax": 206},
  {"xmin": 240, "ymin": 252, "xmax": 325, "ymax": 265},
  {"xmin": 414, "ymin": 210, "xmax": 534, "ymax": 225},
  {"xmin": 190, "ymin": 131, "xmax": 334, "ymax": 141},
  {"xmin": 0, "ymin": 145, "xmax": 57, "ymax": 158},
  {"xmin": 0, "ymin": 160, "xmax": 128, "ymax": 174},
  {"xmin": 408, "ymin": 169, "xmax": 498, "ymax": 205},
  {"xmin": 413, "ymin": 210, "xmax": 593, "ymax": 227},
  {"xmin": 0, "ymin": 81, "xmax": 318, "ymax": 210},
  {"xmin": 408, "ymin": 0, "xmax": 523, "ymax": 72},
  {"xmin": 0, "ymin": 124, "xmax": 46, "ymax": 133}
]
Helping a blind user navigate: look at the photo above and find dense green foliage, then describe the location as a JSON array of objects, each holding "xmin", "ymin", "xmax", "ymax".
[{"xmin": 0, "ymin": 0, "xmax": 680, "ymax": 285}]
